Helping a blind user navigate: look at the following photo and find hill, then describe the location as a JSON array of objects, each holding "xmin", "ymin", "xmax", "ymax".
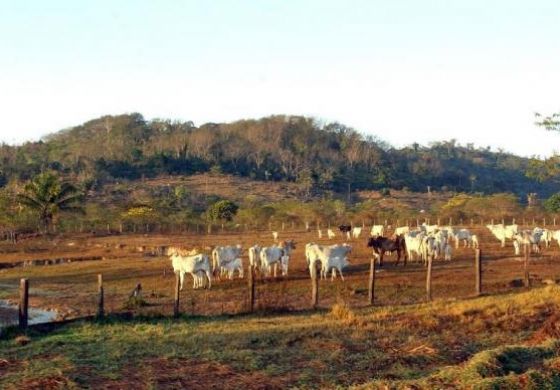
[{"xmin": 0, "ymin": 113, "xmax": 558, "ymax": 198}]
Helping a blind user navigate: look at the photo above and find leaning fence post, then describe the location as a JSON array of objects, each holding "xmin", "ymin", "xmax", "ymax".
[
  {"xmin": 248, "ymin": 264, "xmax": 255, "ymax": 312},
  {"xmin": 97, "ymin": 274, "xmax": 104, "ymax": 318},
  {"xmin": 174, "ymin": 272, "xmax": 181, "ymax": 317},
  {"xmin": 19, "ymin": 278, "xmax": 29, "ymax": 329},
  {"xmin": 426, "ymin": 255, "xmax": 433, "ymax": 302},
  {"xmin": 475, "ymin": 249, "xmax": 482, "ymax": 296},
  {"xmin": 311, "ymin": 261, "xmax": 319, "ymax": 309},
  {"xmin": 524, "ymin": 244, "xmax": 530, "ymax": 288},
  {"xmin": 368, "ymin": 256, "xmax": 376, "ymax": 305}
]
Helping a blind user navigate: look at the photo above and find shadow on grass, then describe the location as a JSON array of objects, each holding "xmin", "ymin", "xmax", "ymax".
[{"xmin": 0, "ymin": 303, "xmax": 330, "ymax": 341}]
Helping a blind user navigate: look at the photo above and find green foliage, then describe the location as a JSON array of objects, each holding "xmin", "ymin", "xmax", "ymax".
[
  {"xmin": 121, "ymin": 205, "xmax": 157, "ymax": 224},
  {"xmin": 16, "ymin": 172, "xmax": 84, "ymax": 232},
  {"xmin": 544, "ymin": 193, "xmax": 560, "ymax": 213},
  {"xmin": 439, "ymin": 193, "xmax": 521, "ymax": 220},
  {"xmin": 0, "ymin": 113, "xmax": 556, "ymax": 197},
  {"xmin": 207, "ymin": 200, "xmax": 239, "ymax": 222},
  {"xmin": 535, "ymin": 112, "xmax": 560, "ymax": 131}
]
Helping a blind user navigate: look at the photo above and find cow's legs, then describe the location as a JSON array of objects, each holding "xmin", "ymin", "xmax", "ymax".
[{"xmin": 178, "ymin": 271, "xmax": 185, "ymax": 290}]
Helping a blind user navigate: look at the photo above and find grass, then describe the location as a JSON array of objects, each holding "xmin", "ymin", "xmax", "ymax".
[
  {"xmin": 2, "ymin": 286, "xmax": 560, "ymax": 388},
  {"xmin": 1, "ymin": 226, "xmax": 560, "ymax": 387}
]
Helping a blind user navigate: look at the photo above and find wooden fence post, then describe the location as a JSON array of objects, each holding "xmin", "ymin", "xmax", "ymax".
[
  {"xmin": 437, "ymin": 218, "xmax": 440, "ymax": 226},
  {"xmin": 368, "ymin": 256, "xmax": 376, "ymax": 305},
  {"xmin": 97, "ymin": 274, "xmax": 104, "ymax": 318},
  {"xmin": 248, "ymin": 264, "xmax": 255, "ymax": 312},
  {"xmin": 543, "ymin": 218, "xmax": 546, "ymax": 227},
  {"xmin": 174, "ymin": 272, "xmax": 181, "ymax": 318},
  {"xmin": 19, "ymin": 278, "xmax": 29, "ymax": 329},
  {"xmin": 426, "ymin": 256, "xmax": 433, "ymax": 302},
  {"xmin": 554, "ymin": 217, "xmax": 557, "ymax": 226},
  {"xmin": 475, "ymin": 249, "xmax": 482, "ymax": 296},
  {"xmin": 311, "ymin": 261, "xmax": 319, "ymax": 309},
  {"xmin": 524, "ymin": 244, "xmax": 530, "ymax": 288}
]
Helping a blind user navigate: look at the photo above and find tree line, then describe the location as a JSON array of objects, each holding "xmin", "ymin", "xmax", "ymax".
[{"xmin": 0, "ymin": 113, "xmax": 557, "ymax": 197}]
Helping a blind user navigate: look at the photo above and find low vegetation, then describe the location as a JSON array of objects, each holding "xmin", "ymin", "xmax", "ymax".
[{"xmin": 2, "ymin": 286, "xmax": 560, "ymax": 388}]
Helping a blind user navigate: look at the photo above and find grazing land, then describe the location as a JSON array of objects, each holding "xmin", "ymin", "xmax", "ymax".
[{"xmin": 2, "ymin": 223, "xmax": 560, "ymax": 388}]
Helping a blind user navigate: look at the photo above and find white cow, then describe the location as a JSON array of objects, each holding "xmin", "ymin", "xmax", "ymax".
[
  {"xmin": 370, "ymin": 225, "xmax": 385, "ymax": 237},
  {"xmin": 534, "ymin": 227, "xmax": 552, "ymax": 248},
  {"xmin": 421, "ymin": 223, "xmax": 440, "ymax": 234},
  {"xmin": 451, "ymin": 228, "xmax": 474, "ymax": 248},
  {"xmin": 487, "ymin": 224, "xmax": 518, "ymax": 247},
  {"xmin": 552, "ymin": 230, "xmax": 560, "ymax": 248},
  {"xmin": 443, "ymin": 243, "xmax": 452, "ymax": 261},
  {"xmin": 404, "ymin": 231, "xmax": 425, "ymax": 262},
  {"xmin": 212, "ymin": 245, "xmax": 243, "ymax": 278},
  {"xmin": 260, "ymin": 240, "xmax": 296, "ymax": 277},
  {"xmin": 471, "ymin": 234, "xmax": 480, "ymax": 249},
  {"xmin": 248, "ymin": 245, "xmax": 261, "ymax": 269},
  {"xmin": 432, "ymin": 230, "xmax": 449, "ymax": 260},
  {"xmin": 352, "ymin": 227, "xmax": 362, "ymax": 239},
  {"xmin": 513, "ymin": 230, "xmax": 542, "ymax": 255},
  {"xmin": 317, "ymin": 229, "xmax": 323, "ymax": 239},
  {"xmin": 272, "ymin": 231, "xmax": 279, "ymax": 241},
  {"xmin": 394, "ymin": 226, "xmax": 410, "ymax": 236},
  {"xmin": 421, "ymin": 235, "xmax": 438, "ymax": 265},
  {"xmin": 169, "ymin": 247, "xmax": 212, "ymax": 290},
  {"xmin": 221, "ymin": 257, "xmax": 244, "ymax": 279},
  {"xmin": 327, "ymin": 229, "xmax": 336, "ymax": 239},
  {"xmin": 306, "ymin": 243, "xmax": 351, "ymax": 281}
]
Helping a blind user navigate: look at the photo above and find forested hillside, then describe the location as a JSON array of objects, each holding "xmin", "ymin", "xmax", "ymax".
[{"xmin": 0, "ymin": 113, "xmax": 556, "ymax": 197}]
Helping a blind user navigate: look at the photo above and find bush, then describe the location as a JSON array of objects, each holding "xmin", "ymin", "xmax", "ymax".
[{"xmin": 544, "ymin": 193, "xmax": 560, "ymax": 213}]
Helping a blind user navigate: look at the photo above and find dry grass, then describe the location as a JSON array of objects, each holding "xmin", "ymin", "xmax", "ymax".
[{"xmin": 1, "ymin": 224, "xmax": 560, "ymax": 387}]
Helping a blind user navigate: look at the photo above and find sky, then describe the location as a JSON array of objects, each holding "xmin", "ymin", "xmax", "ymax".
[{"xmin": 1, "ymin": 1, "xmax": 560, "ymax": 157}]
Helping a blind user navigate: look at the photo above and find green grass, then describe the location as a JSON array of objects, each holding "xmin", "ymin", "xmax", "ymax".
[{"xmin": 2, "ymin": 286, "xmax": 560, "ymax": 388}]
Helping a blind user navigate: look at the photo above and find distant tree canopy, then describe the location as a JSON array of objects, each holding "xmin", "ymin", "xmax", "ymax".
[
  {"xmin": 529, "ymin": 112, "xmax": 560, "ymax": 182},
  {"xmin": 0, "ymin": 113, "xmax": 558, "ymax": 197},
  {"xmin": 207, "ymin": 200, "xmax": 239, "ymax": 222},
  {"xmin": 535, "ymin": 112, "xmax": 560, "ymax": 132}
]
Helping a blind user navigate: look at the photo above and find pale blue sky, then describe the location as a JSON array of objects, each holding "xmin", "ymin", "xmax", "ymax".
[{"xmin": 1, "ymin": 1, "xmax": 559, "ymax": 157}]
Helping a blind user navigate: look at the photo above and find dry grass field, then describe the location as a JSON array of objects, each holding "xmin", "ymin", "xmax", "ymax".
[{"xmin": 1, "ymin": 224, "xmax": 560, "ymax": 388}]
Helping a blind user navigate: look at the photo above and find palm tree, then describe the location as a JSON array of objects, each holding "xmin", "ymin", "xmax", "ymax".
[{"xmin": 17, "ymin": 172, "xmax": 84, "ymax": 233}]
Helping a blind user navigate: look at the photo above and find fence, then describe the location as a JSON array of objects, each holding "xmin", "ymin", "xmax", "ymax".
[
  {"xmin": 14, "ymin": 243, "xmax": 541, "ymax": 331},
  {"xmin": 4, "ymin": 216, "xmax": 560, "ymax": 243}
]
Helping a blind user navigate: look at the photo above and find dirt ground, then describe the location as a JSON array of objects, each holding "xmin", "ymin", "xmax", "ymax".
[{"xmin": 0, "ymin": 224, "xmax": 559, "ymax": 321}]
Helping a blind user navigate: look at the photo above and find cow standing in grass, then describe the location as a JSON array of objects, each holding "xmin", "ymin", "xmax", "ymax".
[
  {"xmin": 367, "ymin": 235, "xmax": 407, "ymax": 267},
  {"xmin": 169, "ymin": 247, "xmax": 212, "ymax": 289},
  {"xmin": 260, "ymin": 240, "xmax": 296, "ymax": 277}
]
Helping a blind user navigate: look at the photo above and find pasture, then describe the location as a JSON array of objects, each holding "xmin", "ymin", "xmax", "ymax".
[{"xmin": 1, "ymin": 223, "xmax": 560, "ymax": 388}]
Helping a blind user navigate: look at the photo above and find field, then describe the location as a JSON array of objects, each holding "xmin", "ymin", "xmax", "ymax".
[{"xmin": 1, "ymin": 224, "xmax": 560, "ymax": 388}]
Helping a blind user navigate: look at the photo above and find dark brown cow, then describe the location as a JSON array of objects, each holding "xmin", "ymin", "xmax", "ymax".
[{"xmin": 367, "ymin": 235, "xmax": 407, "ymax": 267}]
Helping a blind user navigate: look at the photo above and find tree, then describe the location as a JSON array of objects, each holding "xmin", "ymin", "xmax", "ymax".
[
  {"xmin": 207, "ymin": 200, "xmax": 239, "ymax": 222},
  {"xmin": 544, "ymin": 193, "xmax": 560, "ymax": 213},
  {"xmin": 17, "ymin": 172, "xmax": 84, "ymax": 233},
  {"xmin": 528, "ymin": 113, "xmax": 560, "ymax": 181},
  {"xmin": 535, "ymin": 112, "xmax": 560, "ymax": 131}
]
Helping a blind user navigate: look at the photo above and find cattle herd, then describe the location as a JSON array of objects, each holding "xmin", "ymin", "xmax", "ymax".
[{"xmin": 167, "ymin": 222, "xmax": 560, "ymax": 290}]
